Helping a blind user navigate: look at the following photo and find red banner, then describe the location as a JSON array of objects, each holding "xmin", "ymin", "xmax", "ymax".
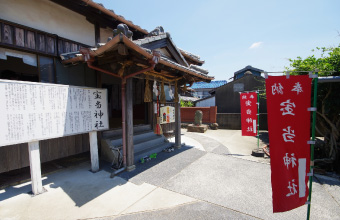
[
  {"xmin": 240, "ymin": 92, "xmax": 258, "ymax": 136},
  {"xmin": 266, "ymin": 75, "xmax": 312, "ymax": 213}
]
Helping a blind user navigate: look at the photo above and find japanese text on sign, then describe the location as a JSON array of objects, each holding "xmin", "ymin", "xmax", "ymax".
[
  {"xmin": 0, "ymin": 80, "xmax": 109, "ymax": 147},
  {"xmin": 160, "ymin": 106, "xmax": 175, "ymax": 124},
  {"xmin": 240, "ymin": 92, "xmax": 257, "ymax": 136},
  {"xmin": 266, "ymin": 75, "xmax": 311, "ymax": 213}
]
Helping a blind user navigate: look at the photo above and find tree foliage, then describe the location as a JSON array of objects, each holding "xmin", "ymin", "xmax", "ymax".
[
  {"xmin": 180, "ymin": 99, "xmax": 194, "ymax": 107},
  {"xmin": 287, "ymin": 44, "xmax": 340, "ymax": 172}
]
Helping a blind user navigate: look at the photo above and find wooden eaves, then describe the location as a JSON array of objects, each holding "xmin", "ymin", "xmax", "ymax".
[{"xmin": 62, "ymin": 34, "xmax": 214, "ymax": 83}]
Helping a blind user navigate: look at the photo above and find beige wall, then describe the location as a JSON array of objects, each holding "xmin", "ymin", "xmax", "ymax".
[
  {"xmin": 100, "ymin": 28, "xmax": 113, "ymax": 43},
  {"xmin": 0, "ymin": 0, "xmax": 95, "ymax": 46}
]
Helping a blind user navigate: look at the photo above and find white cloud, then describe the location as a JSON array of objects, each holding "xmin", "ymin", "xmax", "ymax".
[{"xmin": 249, "ymin": 42, "xmax": 263, "ymax": 49}]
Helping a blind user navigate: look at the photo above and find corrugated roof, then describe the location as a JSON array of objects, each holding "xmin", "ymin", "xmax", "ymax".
[{"xmin": 190, "ymin": 80, "xmax": 227, "ymax": 89}]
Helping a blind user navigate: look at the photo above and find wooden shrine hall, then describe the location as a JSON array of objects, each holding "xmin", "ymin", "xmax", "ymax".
[{"xmin": 60, "ymin": 25, "xmax": 213, "ymax": 171}]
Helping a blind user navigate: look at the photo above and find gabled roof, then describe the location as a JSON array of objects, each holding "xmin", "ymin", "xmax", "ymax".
[
  {"xmin": 217, "ymin": 74, "xmax": 264, "ymax": 91},
  {"xmin": 133, "ymin": 32, "xmax": 189, "ymax": 67},
  {"xmin": 190, "ymin": 80, "xmax": 227, "ymax": 89},
  {"xmin": 179, "ymin": 48, "xmax": 205, "ymax": 65},
  {"xmin": 234, "ymin": 65, "xmax": 264, "ymax": 76},
  {"xmin": 60, "ymin": 34, "xmax": 214, "ymax": 82}
]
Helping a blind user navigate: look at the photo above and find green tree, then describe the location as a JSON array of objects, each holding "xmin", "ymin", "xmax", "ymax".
[
  {"xmin": 180, "ymin": 99, "xmax": 194, "ymax": 107},
  {"xmin": 287, "ymin": 44, "xmax": 340, "ymax": 172}
]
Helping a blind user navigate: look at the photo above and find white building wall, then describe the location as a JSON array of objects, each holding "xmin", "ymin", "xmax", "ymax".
[
  {"xmin": 195, "ymin": 96, "xmax": 215, "ymax": 107},
  {"xmin": 0, "ymin": 0, "xmax": 95, "ymax": 46}
]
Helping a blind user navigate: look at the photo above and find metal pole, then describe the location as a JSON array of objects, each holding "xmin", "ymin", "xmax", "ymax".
[
  {"xmin": 307, "ymin": 75, "xmax": 318, "ymax": 220},
  {"xmin": 257, "ymin": 90, "xmax": 260, "ymax": 151}
]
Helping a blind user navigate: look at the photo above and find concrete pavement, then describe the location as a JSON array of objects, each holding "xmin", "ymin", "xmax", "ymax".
[{"xmin": 0, "ymin": 129, "xmax": 339, "ymax": 220}]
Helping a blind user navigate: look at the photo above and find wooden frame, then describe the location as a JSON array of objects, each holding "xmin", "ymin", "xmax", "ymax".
[
  {"xmin": 37, "ymin": 33, "xmax": 46, "ymax": 52},
  {"xmin": 26, "ymin": 30, "xmax": 36, "ymax": 49},
  {"xmin": 0, "ymin": 19, "xmax": 88, "ymax": 57},
  {"xmin": 14, "ymin": 27, "xmax": 25, "ymax": 47},
  {"xmin": 2, "ymin": 23, "xmax": 13, "ymax": 45}
]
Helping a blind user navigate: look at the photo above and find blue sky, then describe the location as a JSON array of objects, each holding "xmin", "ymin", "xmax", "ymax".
[{"xmin": 95, "ymin": 0, "xmax": 340, "ymax": 81}]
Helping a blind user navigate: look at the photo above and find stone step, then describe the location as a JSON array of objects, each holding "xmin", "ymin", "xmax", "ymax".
[
  {"xmin": 134, "ymin": 135, "xmax": 166, "ymax": 153},
  {"xmin": 134, "ymin": 142, "xmax": 172, "ymax": 164},
  {"xmin": 101, "ymin": 125, "xmax": 169, "ymax": 166},
  {"xmin": 102, "ymin": 124, "xmax": 152, "ymax": 139},
  {"xmin": 108, "ymin": 130, "xmax": 158, "ymax": 148}
]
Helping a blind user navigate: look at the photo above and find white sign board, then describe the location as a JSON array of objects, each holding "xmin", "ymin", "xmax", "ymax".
[
  {"xmin": 160, "ymin": 106, "xmax": 175, "ymax": 124},
  {"xmin": 0, "ymin": 80, "xmax": 109, "ymax": 147}
]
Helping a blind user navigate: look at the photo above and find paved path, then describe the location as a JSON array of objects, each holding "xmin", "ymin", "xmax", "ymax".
[{"xmin": 0, "ymin": 129, "xmax": 339, "ymax": 220}]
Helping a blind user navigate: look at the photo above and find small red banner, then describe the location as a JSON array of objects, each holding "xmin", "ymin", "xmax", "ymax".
[
  {"xmin": 240, "ymin": 92, "xmax": 258, "ymax": 136},
  {"xmin": 266, "ymin": 75, "xmax": 312, "ymax": 213}
]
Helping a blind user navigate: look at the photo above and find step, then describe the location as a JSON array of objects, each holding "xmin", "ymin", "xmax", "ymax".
[
  {"xmin": 134, "ymin": 135, "xmax": 166, "ymax": 153},
  {"xmin": 102, "ymin": 124, "xmax": 151, "ymax": 139},
  {"xmin": 133, "ymin": 124, "xmax": 152, "ymax": 133},
  {"xmin": 108, "ymin": 131, "xmax": 159, "ymax": 148},
  {"xmin": 134, "ymin": 142, "xmax": 172, "ymax": 164}
]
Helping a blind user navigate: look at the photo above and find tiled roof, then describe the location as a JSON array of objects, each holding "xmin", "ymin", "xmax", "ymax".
[
  {"xmin": 92, "ymin": 1, "xmax": 148, "ymax": 34},
  {"xmin": 133, "ymin": 32, "xmax": 189, "ymax": 67},
  {"xmin": 193, "ymin": 95, "xmax": 215, "ymax": 103},
  {"xmin": 234, "ymin": 65, "xmax": 264, "ymax": 75},
  {"xmin": 179, "ymin": 96, "xmax": 199, "ymax": 102},
  {"xmin": 189, "ymin": 65, "xmax": 208, "ymax": 75},
  {"xmin": 60, "ymin": 34, "xmax": 214, "ymax": 81},
  {"xmin": 133, "ymin": 33, "xmax": 169, "ymax": 46},
  {"xmin": 179, "ymin": 48, "xmax": 204, "ymax": 64},
  {"xmin": 190, "ymin": 80, "xmax": 227, "ymax": 89},
  {"xmin": 133, "ymin": 32, "xmax": 205, "ymax": 66},
  {"xmin": 179, "ymin": 48, "xmax": 200, "ymax": 60}
]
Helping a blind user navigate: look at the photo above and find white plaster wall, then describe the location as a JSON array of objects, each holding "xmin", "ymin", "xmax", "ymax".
[
  {"xmin": 196, "ymin": 96, "xmax": 215, "ymax": 107},
  {"xmin": 0, "ymin": 0, "xmax": 95, "ymax": 46}
]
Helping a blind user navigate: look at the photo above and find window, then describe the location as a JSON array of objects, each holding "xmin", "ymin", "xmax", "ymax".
[{"xmin": 39, "ymin": 56, "xmax": 55, "ymax": 83}]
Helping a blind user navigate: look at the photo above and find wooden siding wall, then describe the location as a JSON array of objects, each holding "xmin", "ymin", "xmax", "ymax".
[{"xmin": 0, "ymin": 134, "xmax": 89, "ymax": 173}]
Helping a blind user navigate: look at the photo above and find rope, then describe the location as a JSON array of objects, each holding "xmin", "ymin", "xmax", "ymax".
[{"xmin": 144, "ymin": 76, "xmax": 152, "ymax": 102}]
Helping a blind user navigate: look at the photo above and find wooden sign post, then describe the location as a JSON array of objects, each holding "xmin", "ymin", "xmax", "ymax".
[
  {"xmin": 28, "ymin": 141, "xmax": 44, "ymax": 195},
  {"xmin": 89, "ymin": 131, "xmax": 99, "ymax": 172}
]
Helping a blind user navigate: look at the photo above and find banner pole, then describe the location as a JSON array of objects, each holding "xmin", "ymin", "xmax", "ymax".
[
  {"xmin": 257, "ymin": 90, "xmax": 260, "ymax": 150},
  {"xmin": 307, "ymin": 74, "xmax": 318, "ymax": 220}
]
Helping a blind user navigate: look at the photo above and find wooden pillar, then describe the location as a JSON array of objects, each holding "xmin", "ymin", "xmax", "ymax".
[
  {"xmin": 28, "ymin": 141, "xmax": 44, "ymax": 195},
  {"xmin": 95, "ymin": 22, "xmax": 101, "ymax": 45},
  {"xmin": 126, "ymin": 78, "xmax": 135, "ymax": 171},
  {"xmin": 89, "ymin": 131, "xmax": 99, "ymax": 172},
  {"xmin": 148, "ymin": 102, "xmax": 154, "ymax": 129},
  {"xmin": 175, "ymin": 102, "xmax": 181, "ymax": 148}
]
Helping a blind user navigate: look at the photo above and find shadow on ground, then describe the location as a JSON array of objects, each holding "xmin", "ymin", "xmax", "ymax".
[
  {"xmin": 115, "ymin": 145, "xmax": 204, "ymax": 186},
  {"xmin": 251, "ymin": 131, "xmax": 269, "ymax": 145}
]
